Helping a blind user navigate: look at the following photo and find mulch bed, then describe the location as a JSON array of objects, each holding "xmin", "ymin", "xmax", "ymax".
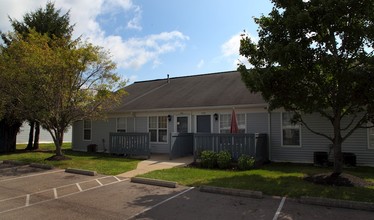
[
  {"xmin": 304, "ymin": 172, "xmax": 373, "ymax": 187},
  {"xmin": 45, "ymin": 155, "xmax": 72, "ymax": 161}
]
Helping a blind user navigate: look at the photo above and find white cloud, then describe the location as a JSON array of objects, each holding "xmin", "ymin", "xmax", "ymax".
[
  {"xmin": 0, "ymin": 0, "xmax": 189, "ymax": 72},
  {"xmin": 197, "ymin": 59, "xmax": 204, "ymax": 69},
  {"xmin": 221, "ymin": 32, "xmax": 257, "ymax": 68}
]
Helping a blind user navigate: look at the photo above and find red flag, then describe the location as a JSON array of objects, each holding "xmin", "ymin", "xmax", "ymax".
[{"xmin": 230, "ymin": 109, "xmax": 239, "ymax": 133}]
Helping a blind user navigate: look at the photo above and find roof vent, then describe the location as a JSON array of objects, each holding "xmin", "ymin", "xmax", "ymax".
[{"xmin": 167, "ymin": 74, "xmax": 170, "ymax": 83}]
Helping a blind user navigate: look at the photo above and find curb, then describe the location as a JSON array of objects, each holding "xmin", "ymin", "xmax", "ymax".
[
  {"xmin": 199, "ymin": 185, "xmax": 263, "ymax": 199},
  {"xmin": 299, "ymin": 196, "xmax": 374, "ymax": 211},
  {"xmin": 131, "ymin": 177, "xmax": 177, "ymax": 188},
  {"xmin": 30, "ymin": 163, "xmax": 54, "ymax": 170},
  {"xmin": 65, "ymin": 168, "xmax": 97, "ymax": 176}
]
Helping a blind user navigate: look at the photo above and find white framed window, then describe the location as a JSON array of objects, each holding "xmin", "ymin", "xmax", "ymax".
[
  {"xmin": 281, "ymin": 112, "xmax": 301, "ymax": 147},
  {"xmin": 116, "ymin": 117, "xmax": 127, "ymax": 132},
  {"xmin": 83, "ymin": 120, "xmax": 91, "ymax": 141},
  {"xmin": 219, "ymin": 113, "xmax": 246, "ymax": 133},
  {"xmin": 368, "ymin": 123, "xmax": 374, "ymax": 149},
  {"xmin": 149, "ymin": 116, "xmax": 167, "ymax": 143}
]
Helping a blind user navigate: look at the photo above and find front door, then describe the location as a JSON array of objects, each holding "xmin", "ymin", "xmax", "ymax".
[
  {"xmin": 196, "ymin": 115, "xmax": 211, "ymax": 133},
  {"xmin": 177, "ymin": 116, "xmax": 188, "ymax": 133}
]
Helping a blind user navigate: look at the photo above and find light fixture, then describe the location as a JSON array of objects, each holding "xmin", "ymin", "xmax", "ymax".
[
  {"xmin": 167, "ymin": 115, "xmax": 172, "ymax": 121},
  {"xmin": 214, "ymin": 113, "xmax": 218, "ymax": 121}
]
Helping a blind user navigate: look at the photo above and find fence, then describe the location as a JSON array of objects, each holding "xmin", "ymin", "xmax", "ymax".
[
  {"xmin": 109, "ymin": 132, "xmax": 150, "ymax": 158},
  {"xmin": 194, "ymin": 133, "xmax": 268, "ymax": 162},
  {"xmin": 169, "ymin": 133, "xmax": 194, "ymax": 160}
]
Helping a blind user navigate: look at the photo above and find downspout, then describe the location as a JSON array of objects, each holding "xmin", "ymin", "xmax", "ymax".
[{"xmin": 267, "ymin": 105, "xmax": 272, "ymax": 161}]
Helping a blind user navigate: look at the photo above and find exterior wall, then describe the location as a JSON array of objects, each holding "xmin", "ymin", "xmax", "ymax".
[
  {"xmin": 135, "ymin": 117, "xmax": 147, "ymax": 132},
  {"xmin": 72, "ymin": 118, "xmax": 116, "ymax": 152},
  {"xmin": 270, "ymin": 112, "xmax": 374, "ymax": 166},
  {"xmin": 247, "ymin": 112, "xmax": 269, "ymax": 133}
]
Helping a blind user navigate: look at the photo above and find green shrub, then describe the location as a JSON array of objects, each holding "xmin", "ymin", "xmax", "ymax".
[
  {"xmin": 217, "ymin": 151, "xmax": 232, "ymax": 169},
  {"xmin": 200, "ymin": 150, "xmax": 217, "ymax": 169},
  {"xmin": 238, "ymin": 155, "xmax": 255, "ymax": 170}
]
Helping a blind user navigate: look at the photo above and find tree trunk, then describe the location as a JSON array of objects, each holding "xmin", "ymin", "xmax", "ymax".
[
  {"xmin": 25, "ymin": 121, "xmax": 35, "ymax": 150},
  {"xmin": 55, "ymin": 130, "xmax": 64, "ymax": 156},
  {"xmin": 332, "ymin": 115, "xmax": 343, "ymax": 176},
  {"xmin": 0, "ymin": 119, "xmax": 22, "ymax": 153},
  {"xmin": 32, "ymin": 122, "xmax": 40, "ymax": 150}
]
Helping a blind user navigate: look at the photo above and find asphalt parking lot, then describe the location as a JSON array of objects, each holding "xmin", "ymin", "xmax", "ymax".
[{"xmin": 0, "ymin": 162, "xmax": 373, "ymax": 220}]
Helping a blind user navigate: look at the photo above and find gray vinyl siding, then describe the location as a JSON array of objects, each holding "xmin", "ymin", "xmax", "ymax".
[
  {"xmin": 127, "ymin": 117, "xmax": 135, "ymax": 132},
  {"xmin": 17, "ymin": 122, "xmax": 72, "ymax": 144},
  {"xmin": 213, "ymin": 116, "xmax": 219, "ymax": 133},
  {"xmin": 270, "ymin": 112, "xmax": 374, "ymax": 166},
  {"xmin": 247, "ymin": 113, "xmax": 268, "ymax": 133},
  {"xmin": 135, "ymin": 117, "xmax": 147, "ymax": 132},
  {"xmin": 72, "ymin": 119, "xmax": 116, "ymax": 152}
]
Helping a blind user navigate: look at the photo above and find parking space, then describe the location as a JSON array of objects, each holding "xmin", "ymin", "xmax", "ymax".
[{"xmin": 0, "ymin": 162, "xmax": 373, "ymax": 220}]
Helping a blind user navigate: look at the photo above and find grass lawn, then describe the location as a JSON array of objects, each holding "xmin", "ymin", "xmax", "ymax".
[
  {"xmin": 0, "ymin": 143, "xmax": 140, "ymax": 175},
  {"xmin": 140, "ymin": 163, "xmax": 374, "ymax": 203}
]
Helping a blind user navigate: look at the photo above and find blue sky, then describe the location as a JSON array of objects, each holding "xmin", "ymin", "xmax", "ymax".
[{"xmin": 0, "ymin": 0, "xmax": 273, "ymax": 83}]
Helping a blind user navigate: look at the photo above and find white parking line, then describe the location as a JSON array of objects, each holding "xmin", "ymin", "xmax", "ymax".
[
  {"xmin": 76, "ymin": 183, "xmax": 82, "ymax": 192},
  {"xmin": 96, "ymin": 179, "xmax": 103, "ymax": 186},
  {"xmin": 0, "ymin": 177, "xmax": 128, "ymax": 215},
  {"xmin": 0, "ymin": 169, "xmax": 64, "ymax": 182},
  {"xmin": 126, "ymin": 187, "xmax": 195, "ymax": 220},
  {"xmin": 273, "ymin": 197, "xmax": 286, "ymax": 220},
  {"xmin": 53, "ymin": 188, "xmax": 58, "ymax": 199}
]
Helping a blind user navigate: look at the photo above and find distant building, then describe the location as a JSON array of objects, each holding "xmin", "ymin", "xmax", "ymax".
[{"xmin": 17, "ymin": 122, "xmax": 72, "ymax": 144}]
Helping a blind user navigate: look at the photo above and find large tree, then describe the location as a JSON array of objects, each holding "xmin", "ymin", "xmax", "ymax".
[
  {"xmin": 238, "ymin": 0, "xmax": 374, "ymax": 175},
  {"xmin": 1, "ymin": 30, "xmax": 125, "ymax": 158},
  {"xmin": 1, "ymin": 2, "xmax": 74, "ymax": 151}
]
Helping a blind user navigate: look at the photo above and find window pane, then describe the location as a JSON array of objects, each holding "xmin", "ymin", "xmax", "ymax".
[
  {"xmin": 117, "ymin": 117, "xmax": 126, "ymax": 129},
  {"xmin": 158, "ymin": 116, "xmax": 167, "ymax": 129},
  {"xmin": 84, "ymin": 129, "xmax": 91, "ymax": 140},
  {"xmin": 149, "ymin": 117, "xmax": 157, "ymax": 128},
  {"xmin": 282, "ymin": 112, "xmax": 293, "ymax": 126},
  {"xmin": 158, "ymin": 129, "xmax": 167, "ymax": 142},
  {"xmin": 84, "ymin": 120, "xmax": 91, "ymax": 129},
  {"xmin": 220, "ymin": 114, "xmax": 230, "ymax": 130},
  {"xmin": 283, "ymin": 129, "xmax": 300, "ymax": 145},
  {"xmin": 237, "ymin": 113, "xmax": 245, "ymax": 129},
  {"xmin": 370, "ymin": 127, "xmax": 374, "ymax": 149},
  {"xmin": 150, "ymin": 129, "xmax": 157, "ymax": 142}
]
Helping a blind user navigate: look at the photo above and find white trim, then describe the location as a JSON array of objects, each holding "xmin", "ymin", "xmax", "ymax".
[
  {"xmin": 116, "ymin": 117, "xmax": 127, "ymax": 132},
  {"xmin": 281, "ymin": 112, "xmax": 301, "ymax": 147},
  {"xmin": 367, "ymin": 123, "xmax": 374, "ymax": 149},
  {"xmin": 83, "ymin": 120, "xmax": 92, "ymax": 141},
  {"xmin": 148, "ymin": 116, "xmax": 169, "ymax": 144}
]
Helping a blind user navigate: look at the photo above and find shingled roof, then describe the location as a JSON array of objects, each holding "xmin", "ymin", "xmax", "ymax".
[{"xmin": 112, "ymin": 71, "xmax": 265, "ymax": 112}]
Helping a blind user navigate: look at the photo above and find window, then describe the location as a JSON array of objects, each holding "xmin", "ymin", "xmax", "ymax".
[
  {"xmin": 368, "ymin": 123, "xmax": 374, "ymax": 149},
  {"xmin": 219, "ymin": 113, "xmax": 246, "ymax": 133},
  {"xmin": 149, "ymin": 116, "xmax": 167, "ymax": 142},
  {"xmin": 116, "ymin": 117, "xmax": 127, "ymax": 132},
  {"xmin": 282, "ymin": 112, "xmax": 301, "ymax": 146},
  {"xmin": 83, "ymin": 120, "xmax": 91, "ymax": 141}
]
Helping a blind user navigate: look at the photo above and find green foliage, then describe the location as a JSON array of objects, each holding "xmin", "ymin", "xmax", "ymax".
[
  {"xmin": 238, "ymin": 155, "xmax": 255, "ymax": 171},
  {"xmin": 200, "ymin": 150, "xmax": 217, "ymax": 169},
  {"xmin": 238, "ymin": 0, "xmax": 374, "ymax": 174},
  {"xmin": 0, "ymin": 2, "xmax": 126, "ymax": 156},
  {"xmin": 217, "ymin": 151, "xmax": 232, "ymax": 169}
]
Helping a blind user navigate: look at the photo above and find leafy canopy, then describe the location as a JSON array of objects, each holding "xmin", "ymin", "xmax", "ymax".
[{"xmin": 239, "ymin": 0, "xmax": 374, "ymax": 128}]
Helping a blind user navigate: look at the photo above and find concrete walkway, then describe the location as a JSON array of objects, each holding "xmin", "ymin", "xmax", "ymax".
[{"xmin": 117, "ymin": 154, "xmax": 194, "ymax": 178}]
